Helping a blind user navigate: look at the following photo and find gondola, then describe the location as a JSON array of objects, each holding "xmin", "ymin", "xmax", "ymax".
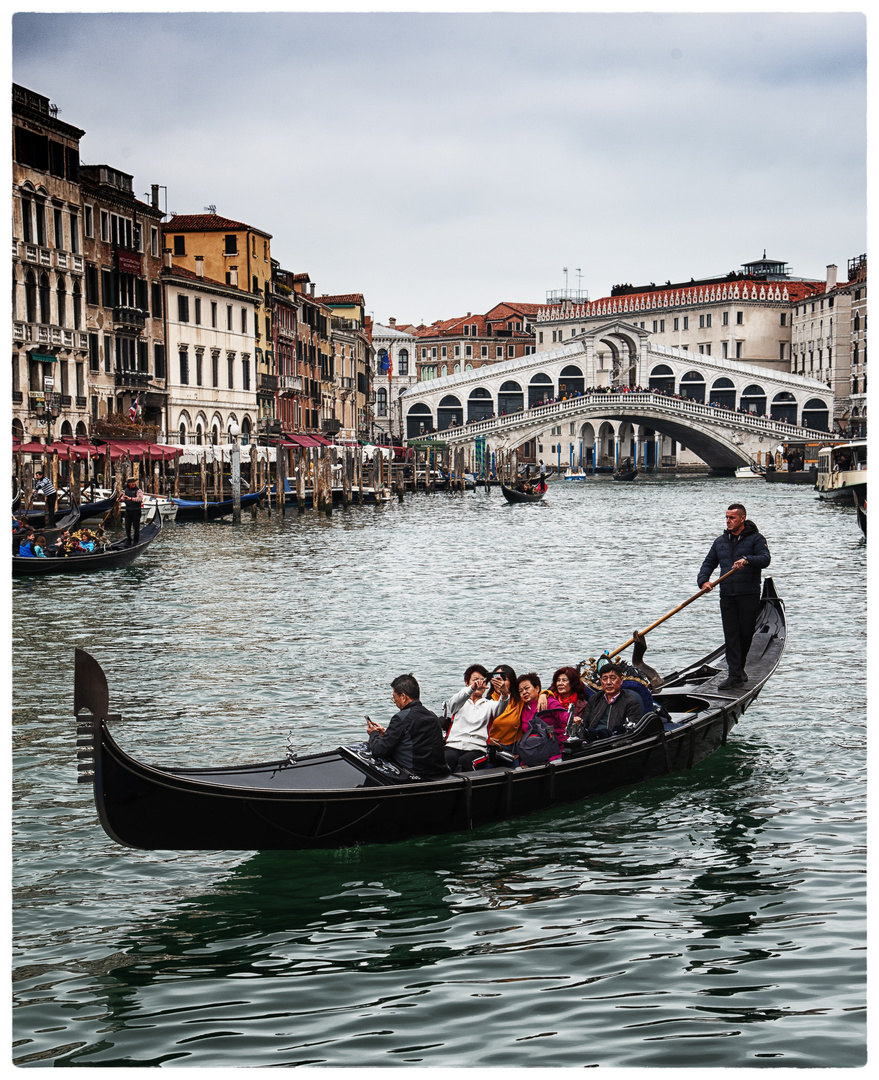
[
  {"xmin": 12, "ymin": 504, "xmax": 81, "ymax": 554},
  {"xmin": 854, "ymin": 490, "xmax": 866, "ymax": 536},
  {"xmin": 501, "ymin": 482, "xmax": 546, "ymax": 504},
  {"xmin": 13, "ymin": 510, "xmax": 162, "ymax": 576},
  {"xmin": 612, "ymin": 467, "xmax": 638, "ymax": 481},
  {"xmin": 171, "ymin": 485, "xmax": 267, "ymax": 521},
  {"xmin": 20, "ymin": 489, "xmax": 118, "ymax": 527},
  {"xmin": 74, "ymin": 579, "xmax": 785, "ymax": 851}
]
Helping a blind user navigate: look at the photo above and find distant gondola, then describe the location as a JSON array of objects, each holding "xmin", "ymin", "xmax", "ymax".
[
  {"xmin": 12, "ymin": 504, "xmax": 81, "ymax": 554},
  {"xmin": 74, "ymin": 579, "xmax": 785, "ymax": 851},
  {"xmin": 612, "ymin": 467, "xmax": 638, "ymax": 481},
  {"xmin": 501, "ymin": 482, "xmax": 546, "ymax": 504},
  {"xmin": 171, "ymin": 485, "xmax": 267, "ymax": 521},
  {"xmin": 13, "ymin": 511, "xmax": 162, "ymax": 576},
  {"xmin": 854, "ymin": 490, "xmax": 866, "ymax": 536}
]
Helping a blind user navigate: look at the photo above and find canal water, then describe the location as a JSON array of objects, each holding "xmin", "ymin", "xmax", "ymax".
[{"xmin": 12, "ymin": 476, "xmax": 866, "ymax": 1067}]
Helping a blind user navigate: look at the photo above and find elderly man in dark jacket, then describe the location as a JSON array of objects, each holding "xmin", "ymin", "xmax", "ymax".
[
  {"xmin": 698, "ymin": 502, "xmax": 771, "ymax": 689},
  {"xmin": 577, "ymin": 660, "xmax": 643, "ymax": 739},
  {"xmin": 366, "ymin": 673, "xmax": 449, "ymax": 779}
]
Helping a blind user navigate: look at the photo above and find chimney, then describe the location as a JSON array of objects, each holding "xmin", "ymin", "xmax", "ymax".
[
  {"xmin": 229, "ymin": 265, "xmax": 238, "ymax": 287},
  {"xmin": 389, "ymin": 317, "xmax": 396, "ymax": 328},
  {"xmin": 195, "ymin": 256, "xmax": 204, "ymax": 278},
  {"xmin": 163, "ymin": 246, "xmax": 172, "ymax": 268},
  {"xmin": 151, "ymin": 184, "xmax": 160, "ymax": 209},
  {"xmin": 826, "ymin": 264, "xmax": 838, "ymax": 291},
  {"xmin": 310, "ymin": 283, "xmax": 315, "ymax": 297}
]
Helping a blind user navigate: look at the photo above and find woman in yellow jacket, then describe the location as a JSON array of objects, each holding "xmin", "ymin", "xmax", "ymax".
[{"xmin": 486, "ymin": 665, "xmax": 523, "ymax": 755}]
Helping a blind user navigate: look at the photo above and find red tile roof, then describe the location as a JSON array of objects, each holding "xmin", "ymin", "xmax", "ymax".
[
  {"xmin": 318, "ymin": 293, "xmax": 365, "ymax": 305},
  {"xmin": 162, "ymin": 263, "xmax": 251, "ymax": 296},
  {"xmin": 163, "ymin": 213, "xmax": 271, "ymax": 237}
]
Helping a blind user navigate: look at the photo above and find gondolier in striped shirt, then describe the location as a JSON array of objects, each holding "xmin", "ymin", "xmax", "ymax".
[
  {"xmin": 121, "ymin": 476, "xmax": 144, "ymax": 544},
  {"xmin": 34, "ymin": 471, "xmax": 57, "ymax": 528}
]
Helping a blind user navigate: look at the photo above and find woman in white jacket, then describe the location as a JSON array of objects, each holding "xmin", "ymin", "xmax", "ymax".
[{"xmin": 443, "ymin": 664, "xmax": 509, "ymax": 772}]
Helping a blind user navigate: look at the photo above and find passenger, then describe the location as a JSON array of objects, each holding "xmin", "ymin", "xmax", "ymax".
[
  {"xmin": 17, "ymin": 529, "xmax": 36, "ymax": 557},
  {"xmin": 518, "ymin": 672, "xmax": 568, "ymax": 747},
  {"xmin": 576, "ymin": 659, "xmax": 643, "ymax": 740},
  {"xmin": 33, "ymin": 534, "xmax": 48, "ymax": 558},
  {"xmin": 78, "ymin": 529, "xmax": 96, "ymax": 554},
  {"xmin": 486, "ymin": 664, "xmax": 524, "ymax": 752},
  {"xmin": 50, "ymin": 529, "xmax": 71, "ymax": 556},
  {"xmin": 444, "ymin": 664, "xmax": 509, "ymax": 772},
  {"xmin": 548, "ymin": 666, "xmax": 590, "ymax": 725},
  {"xmin": 365, "ymin": 673, "xmax": 448, "ymax": 779}
]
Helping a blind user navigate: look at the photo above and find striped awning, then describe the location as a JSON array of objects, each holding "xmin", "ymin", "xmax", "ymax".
[{"xmin": 30, "ymin": 352, "xmax": 56, "ymax": 364}]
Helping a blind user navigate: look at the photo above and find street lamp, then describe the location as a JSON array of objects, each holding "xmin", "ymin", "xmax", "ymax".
[{"xmin": 35, "ymin": 393, "xmax": 62, "ymax": 446}]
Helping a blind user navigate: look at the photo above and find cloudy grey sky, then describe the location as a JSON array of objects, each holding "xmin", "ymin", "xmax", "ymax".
[{"xmin": 12, "ymin": 8, "xmax": 867, "ymax": 325}]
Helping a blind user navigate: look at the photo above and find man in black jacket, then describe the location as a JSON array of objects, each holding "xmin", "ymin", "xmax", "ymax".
[
  {"xmin": 698, "ymin": 502, "xmax": 771, "ymax": 689},
  {"xmin": 578, "ymin": 661, "xmax": 643, "ymax": 738},
  {"xmin": 366, "ymin": 673, "xmax": 449, "ymax": 778}
]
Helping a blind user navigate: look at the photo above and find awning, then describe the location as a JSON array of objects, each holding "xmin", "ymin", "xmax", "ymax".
[
  {"xmin": 279, "ymin": 434, "xmax": 323, "ymax": 448},
  {"xmin": 12, "ymin": 439, "xmax": 183, "ymax": 461},
  {"xmin": 29, "ymin": 352, "xmax": 56, "ymax": 364}
]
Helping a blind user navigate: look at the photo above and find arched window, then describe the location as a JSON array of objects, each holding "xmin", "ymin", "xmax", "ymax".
[
  {"xmin": 740, "ymin": 384, "xmax": 767, "ymax": 415},
  {"xmin": 406, "ymin": 401, "xmax": 432, "ymax": 438},
  {"xmin": 377, "ymin": 348, "xmax": 389, "ymax": 374},
  {"xmin": 559, "ymin": 364, "xmax": 584, "ymax": 396},
  {"xmin": 802, "ymin": 398, "xmax": 829, "ymax": 431},
  {"xmin": 648, "ymin": 363, "xmax": 674, "ymax": 394},
  {"xmin": 467, "ymin": 387, "xmax": 493, "ymax": 422},
  {"xmin": 710, "ymin": 377, "xmax": 736, "ymax": 409},
  {"xmin": 679, "ymin": 370, "xmax": 706, "ymax": 403},
  {"xmin": 377, "ymin": 386, "xmax": 388, "ymax": 416},
  {"xmin": 528, "ymin": 372, "xmax": 553, "ymax": 407},
  {"xmin": 72, "ymin": 280, "xmax": 81, "ymax": 330},
  {"xmin": 56, "ymin": 275, "xmax": 67, "ymax": 327},
  {"xmin": 398, "ymin": 349, "xmax": 409, "ymax": 376},
  {"xmin": 437, "ymin": 395, "xmax": 463, "ymax": 430},
  {"xmin": 770, "ymin": 391, "xmax": 797, "ymax": 424},
  {"xmin": 211, "ymin": 426, "xmax": 219, "ymax": 445},
  {"xmin": 498, "ymin": 380, "xmax": 524, "ymax": 414},
  {"xmin": 25, "ymin": 270, "xmax": 37, "ymax": 323},
  {"xmin": 178, "ymin": 422, "xmax": 187, "ymax": 445},
  {"xmin": 39, "ymin": 272, "xmax": 51, "ymax": 324}
]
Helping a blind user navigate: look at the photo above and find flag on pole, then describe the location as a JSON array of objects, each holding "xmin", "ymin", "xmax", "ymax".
[{"xmin": 129, "ymin": 396, "xmax": 139, "ymax": 422}]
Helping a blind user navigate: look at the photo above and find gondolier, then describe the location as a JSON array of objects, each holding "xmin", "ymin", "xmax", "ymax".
[
  {"xmin": 121, "ymin": 476, "xmax": 144, "ymax": 544},
  {"xmin": 34, "ymin": 471, "xmax": 57, "ymax": 528},
  {"xmin": 698, "ymin": 502, "xmax": 771, "ymax": 689}
]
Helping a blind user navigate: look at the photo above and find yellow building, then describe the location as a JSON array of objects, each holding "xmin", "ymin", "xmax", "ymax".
[{"xmin": 162, "ymin": 212, "xmax": 276, "ymax": 430}]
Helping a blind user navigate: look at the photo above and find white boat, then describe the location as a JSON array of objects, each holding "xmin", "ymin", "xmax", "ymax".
[
  {"xmin": 735, "ymin": 465, "xmax": 765, "ymax": 479},
  {"xmin": 816, "ymin": 441, "xmax": 867, "ymax": 501},
  {"xmin": 81, "ymin": 487, "xmax": 178, "ymax": 524},
  {"xmin": 564, "ymin": 466, "xmax": 588, "ymax": 481}
]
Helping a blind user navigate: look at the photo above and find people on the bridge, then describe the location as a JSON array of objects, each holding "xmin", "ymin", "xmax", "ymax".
[
  {"xmin": 121, "ymin": 476, "xmax": 144, "ymax": 544},
  {"xmin": 443, "ymin": 664, "xmax": 509, "ymax": 772},
  {"xmin": 366, "ymin": 673, "xmax": 449, "ymax": 779},
  {"xmin": 698, "ymin": 502, "xmax": 771, "ymax": 689}
]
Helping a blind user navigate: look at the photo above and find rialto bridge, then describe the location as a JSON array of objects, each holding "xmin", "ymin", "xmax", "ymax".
[{"xmin": 399, "ymin": 320, "xmax": 834, "ymax": 471}]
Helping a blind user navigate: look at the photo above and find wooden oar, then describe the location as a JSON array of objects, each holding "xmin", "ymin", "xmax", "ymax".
[{"xmin": 608, "ymin": 566, "xmax": 741, "ymax": 659}]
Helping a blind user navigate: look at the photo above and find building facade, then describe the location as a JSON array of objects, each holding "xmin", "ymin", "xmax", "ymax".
[
  {"xmin": 319, "ymin": 293, "xmax": 372, "ymax": 442},
  {"xmin": 161, "ymin": 260, "xmax": 259, "ymax": 444},
  {"xmin": 414, "ymin": 301, "xmax": 540, "ymax": 382},
  {"xmin": 12, "ymin": 84, "xmax": 88, "ymax": 442},
  {"xmin": 846, "ymin": 254, "xmax": 868, "ymax": 435},
  {"xmin": 371, "ymin": 318, "xmax": 419, "ymax": 441}
]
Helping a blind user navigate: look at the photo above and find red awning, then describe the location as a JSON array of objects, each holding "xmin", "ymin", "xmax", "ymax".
[
  {"xmin": 13, "ymin": 439, "xmax": 183, "ymax": 461},
  {"xmin": 279, "ymin": 434, "xmax": 323, "ymax": 448}
]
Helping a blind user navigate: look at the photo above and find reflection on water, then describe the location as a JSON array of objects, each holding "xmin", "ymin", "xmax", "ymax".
[{"xmin": 13, "ymin": 478, "xmax": 866, "ymax": 1066}]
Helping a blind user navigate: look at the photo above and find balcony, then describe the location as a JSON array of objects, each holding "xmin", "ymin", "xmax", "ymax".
[
  {"xmin": 13, "ymin": 391, "xmax": 23, "ymax": 404},
  {"xmin": 322, "ymin": 418, "xmax": 342, "ymax": 435},
  {"xmin": 114, "ymin": 306, "xmax": 146, "ymax": 332},
  {"xmin": 259, "ymin": 374, "xmax": 278, "ymax": 392},
  {"xmin": 76, "ymin": 396, "xmax": 87, "ymax": 409},
  {"xmin": 279, "ymin": 374, "xmax": 303, "ymax": 394},
  {"xmin": 60, "ymin": 395, "xmax": 73, "ymax": 407},
  {"xmin": 113, "ymin": 369, "xmax": 153, "ymax": 389}
]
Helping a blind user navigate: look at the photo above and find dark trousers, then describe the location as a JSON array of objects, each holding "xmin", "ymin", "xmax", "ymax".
[
  {"xmin": 44, "ymin": 492, "xmax": 56, "ymax": 529},
  {"xmin": 719, "ymin": 593, "xmax": 760, "ymax": 677},
  {"xmin": 124, "ymin": 507, "xmax": 141, "ymax": 543},
  {"xmin": 444, "ymin": 746, "xmax": 488, "ymax": 772}
]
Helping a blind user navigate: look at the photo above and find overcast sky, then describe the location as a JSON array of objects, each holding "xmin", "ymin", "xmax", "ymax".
[{"xmin": 12, "ymin": 7, "xmax": 867, "ymax": 326}]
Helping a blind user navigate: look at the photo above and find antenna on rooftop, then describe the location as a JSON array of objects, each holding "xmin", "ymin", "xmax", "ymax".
[
  {"xmin": 563, "ymin": 266, "xmax": 569, "ymax": 292},
  {"xmin": 204, "ymin": 205, "xmax": 217, "ymax": 214}
]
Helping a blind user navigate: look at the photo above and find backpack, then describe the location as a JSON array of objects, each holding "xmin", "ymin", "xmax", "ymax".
[{"xmin": 516, "ymin": 714, "xmax": 560, "ymax": 766}]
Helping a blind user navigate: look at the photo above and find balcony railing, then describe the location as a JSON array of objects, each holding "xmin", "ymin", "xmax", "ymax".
[
  {"xmin": 259, "ymin": 374, "xmax": 278, "ymax": 392},
  {"xmin": 75, "ymin": 396, "xmax": 87, "ymax": 409},
  {"xmin": 13, "ymin": 391, "xmax": 23, "ymax": 404},
  {"xmin": 114, "ymin": 306, "xmax": 146, "ymax": 331},
  {"xmin": 279, "ymin": 374, "xmax": 303, "ymax": 393},
  {"xmin": 322, "ymin": 418, "xmax": 342, "ymax": 434},
  {"xmin": 113, "ymin": 369, "xmax": 153, "ymax": 388}
]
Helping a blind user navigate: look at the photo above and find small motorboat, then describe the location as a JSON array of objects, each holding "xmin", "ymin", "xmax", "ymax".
[
  {"xmin": 564, "ymin": 467, "xmax": 587, "ymax": 481},
  {"xmin": 735, "ymin": 464, "xmax": 766, "ymax": 479}
]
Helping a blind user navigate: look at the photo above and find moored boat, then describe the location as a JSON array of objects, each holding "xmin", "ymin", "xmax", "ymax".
[
  {"xmin": 171, "ymin": 486, "xmax": 267, "ymax": 521},
  {"xmin": 815, "ymin": 440, "xmax": 867, "ymax": 501},
  {"xmin": 13, "ymin": 510, "xmax": 162, "ymax": 576},
  {"xmin": 74, "ymin": 578, "xmax": 785, "ymax": 851},
  {"xmin": 735, "ymin": 464, "xmax": 765, "ymax": 479},
  {"xmin": 613, "ymin": 467, "xmax": 638, "ymax": 481},
  {"xmin": 564, "ymin": 466, "xmax": 587, "ymax": 481}
]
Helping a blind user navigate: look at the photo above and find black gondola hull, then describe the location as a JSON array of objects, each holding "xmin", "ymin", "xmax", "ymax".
[
  {"xmin": 500, "ymin": 483, "xmax": 545, "ymax": 503},
  {"xmin": 75, "ymin": 580, "xmax": 784, "ymax": 851},
  {"xmin": 171, "ymin": 486, "xmax": 266, "ymax": 521},
  {"xmin": 13, "ymin": 514, "xmax": 162, "ymax": 576}
]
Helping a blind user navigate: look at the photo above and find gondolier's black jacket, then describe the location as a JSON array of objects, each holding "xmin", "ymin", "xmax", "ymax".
[
  {"xmin": 697, "ymin": 520, "xmax": 771, "ymax": 596},
  {"xmin": 368, "ymin": 701, "xmax": 449, "ymax": 778}
]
